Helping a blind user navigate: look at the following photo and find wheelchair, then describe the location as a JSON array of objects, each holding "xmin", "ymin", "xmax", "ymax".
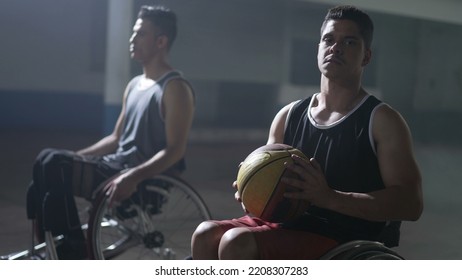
[
  {"xmin": 320, "ymin": 221, "xmax": 404, "ymax": 260},
  {"xmin": 7, "ymin": 173, "xmax": 211, "ymax": 260},
  {"xmin": 320, "ymin": 240, "xmax": 404, "ymax": 260}
]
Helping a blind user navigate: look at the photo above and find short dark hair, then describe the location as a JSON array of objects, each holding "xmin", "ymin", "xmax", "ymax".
[
  {"xmin": 320, "ymin": 5, "xmax": 374, "ymax": 49},
  {"xmin": 138, "ymin": 5, "xmax": 177, "ymax": 49}
]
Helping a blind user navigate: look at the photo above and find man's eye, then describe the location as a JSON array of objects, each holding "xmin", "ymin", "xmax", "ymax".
[
  {"xmin": 345, "ymin": 39, "xmax": 356, "ymax": 46},
  {"xmin": 322, "ymin": 37, "xmax": 333, "ymax": 45}
]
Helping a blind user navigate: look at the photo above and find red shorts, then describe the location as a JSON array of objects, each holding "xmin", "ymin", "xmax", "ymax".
[{"xmin": 213, "ymin": 215, "xmax": 339, "ymax": 259}]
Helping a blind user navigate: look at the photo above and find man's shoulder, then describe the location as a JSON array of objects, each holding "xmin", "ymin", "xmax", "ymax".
[
  {"xmin": 127, "ymin": 75, "xmax": 143, "ymax": 88},
  {"xmin": 290, "ymin": 94, "xmax": 315, "ymax": 113},
  {"xmin": 372, "ymin": 102, "xmax": 410, "ymax": 137},
  {"xmin": 130, "ymin": 74, "xmax": 144, "ymax": 82}
]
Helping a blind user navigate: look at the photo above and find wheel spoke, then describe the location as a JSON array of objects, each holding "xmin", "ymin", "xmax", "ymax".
[{"xmin": 87, "ymin": 175, "xmax": 211, "ymax": 259}]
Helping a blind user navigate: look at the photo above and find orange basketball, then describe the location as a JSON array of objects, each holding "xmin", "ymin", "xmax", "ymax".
[{"xmin": 236, "ymin": 143, "xmax": 310, "ymax": 223}]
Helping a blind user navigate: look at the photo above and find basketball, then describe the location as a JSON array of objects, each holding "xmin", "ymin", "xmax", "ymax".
[{"xmin": 236, "ymin": 143, "xmax": 310, "ymax": 223}]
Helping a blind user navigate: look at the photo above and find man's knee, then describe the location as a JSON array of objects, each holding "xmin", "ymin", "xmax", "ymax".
[
  {"xmin": 191, "ymin": 221, "xmax": 227, "ymax": 259},
  {"xmin": 35, "ymin": 148, "xmax": 76, "ymax": 167},
  {"xmin": 35, "ymin": 148, "xmax": 64, "ymax": 167},
  {"xmin": 192, "ymin": 221, "xmax": 224, "ymax": 245},
  {"xmin": 36, "ymin": 148, "xmax": 56, "ymax": 160},
  {"xmin": 219, "ymin": 228, "xmax": 259, "ymax": 260}
]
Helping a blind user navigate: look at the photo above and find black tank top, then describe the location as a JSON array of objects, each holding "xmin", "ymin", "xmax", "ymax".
[{"xmin": 283, "ymin": 94, "xmax": 387, "ymax": 242}]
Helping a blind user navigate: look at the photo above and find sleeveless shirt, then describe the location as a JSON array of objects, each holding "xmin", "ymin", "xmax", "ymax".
[
  {"xmin": 283, "ymin": 93, "xmax": 387, "ymax": 242},
  {"xmin": 104, "ymin": 71, "xmax": 192, "ymax": 172}
]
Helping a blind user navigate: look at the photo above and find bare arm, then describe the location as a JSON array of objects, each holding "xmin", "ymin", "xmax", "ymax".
[
  {"xmin": 267, "ymin": 102, "xmax": 294, "ymax": 144},
  {"xmin": 77, "ymin": 87, "xmax": 129, "ymax": 156},
  {"xmin": 284, "ymin": 105, "xmax": 423, "ymax": 222}
]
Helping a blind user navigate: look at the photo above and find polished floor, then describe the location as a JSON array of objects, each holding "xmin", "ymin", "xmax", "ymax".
[{"xmin": 1, "ymin": 129, "xmax": 461, "ymax": 259}]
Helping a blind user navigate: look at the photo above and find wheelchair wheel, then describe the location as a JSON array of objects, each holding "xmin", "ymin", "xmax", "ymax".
[
  {"xmin": 320, "ymin": 240, "xmax": 404, "ymax": 260},
  {"xmin": 87, "ymin": 174, "xmax": 211, "ymax": 260}
]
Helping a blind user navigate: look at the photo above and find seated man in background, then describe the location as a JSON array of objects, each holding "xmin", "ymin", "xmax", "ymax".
[
  {"xmin": 27, "ymin": 5, "xmax": 195, "ymax": 259},
  {"xmin": 191, "ymin": 5, "xmax": 423, "ymax": 259}
]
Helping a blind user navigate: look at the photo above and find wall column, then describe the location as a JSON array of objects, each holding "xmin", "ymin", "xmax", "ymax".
[{"xmin": 103, "ymin": 0, "xmax": 134, "ymax": 134}]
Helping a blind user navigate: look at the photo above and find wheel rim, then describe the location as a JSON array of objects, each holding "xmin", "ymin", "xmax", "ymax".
[{"xmin": 88, "ymin": 175, "xmax": 211, "ymax": 260}]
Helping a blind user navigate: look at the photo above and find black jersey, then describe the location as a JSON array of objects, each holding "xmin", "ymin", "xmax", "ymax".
[{"xmin": 283, "ymin": 93, "xmax": 388, "ymax": 242}]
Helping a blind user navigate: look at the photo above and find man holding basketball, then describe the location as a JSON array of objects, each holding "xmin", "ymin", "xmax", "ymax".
[
  {"xmin": 27, "ymin": 5, "xmax": 195, "ymax": 259},
  {"xmin": 191, "ymin": 5, "xmax": 422, "ymax": 259}
]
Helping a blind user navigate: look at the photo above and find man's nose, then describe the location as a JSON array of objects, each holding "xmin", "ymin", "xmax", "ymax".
[
  {"xmin": 330, "ymin": 42, "xmax": 343, "ymax": 54},
  {"xmin": 129, "ymin": 33, "xmax": 136, "ymax": 44}
]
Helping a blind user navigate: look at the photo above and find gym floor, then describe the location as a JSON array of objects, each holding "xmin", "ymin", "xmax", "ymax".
[{"xmin": 1, "ymin": 129, "xmax": 461, "ymax": 260}]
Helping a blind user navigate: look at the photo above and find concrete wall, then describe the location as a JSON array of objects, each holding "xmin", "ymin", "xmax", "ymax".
[
  {"xmin": 0, "ymin": 0, "xmax": 107, "ymax": 131},
  {"xmin": 1, "ymin": 0, "xmax": 461, "ymax": 143}
]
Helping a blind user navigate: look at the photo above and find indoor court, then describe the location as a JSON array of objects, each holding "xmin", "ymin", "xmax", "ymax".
[{"xmin": 1, "ymin": 0, "xmax": 462, "ymax": 260}]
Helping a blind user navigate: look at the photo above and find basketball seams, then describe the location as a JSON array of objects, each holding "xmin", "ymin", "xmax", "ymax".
[
  {"xmin": 260, "ymin": 150, "xmax": 304, "ymax": 221},
  {"xmin": 239, "ymin": 152, "xmax": 291, "ymax": 217},
  {"xmin": 260, "ymin": 161, "xmax": 291, "ymax": 221},
  {"xmin": 238, "ymin": 151, "xmax": 291, "ymax": 195}
]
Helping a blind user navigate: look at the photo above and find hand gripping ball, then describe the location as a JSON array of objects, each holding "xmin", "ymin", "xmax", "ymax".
[{"xmin": 236, "ymin": 143, "xmax": 310, "ymax": 223}]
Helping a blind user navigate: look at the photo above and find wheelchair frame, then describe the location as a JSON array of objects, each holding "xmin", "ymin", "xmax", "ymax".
[
  {"xmin": 86, "ymin": 174, "xmax": 212, "ymax": 260},
  {"xmin": 4, "ymin": 174, "xmax": 211, "ymax": 260},
  {"xmin": 320, "ymin": 240, "xmax": 404, "ymax": 260}
]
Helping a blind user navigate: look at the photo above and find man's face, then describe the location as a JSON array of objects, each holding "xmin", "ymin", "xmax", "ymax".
[
  {"xmin": 129, "ymin": 18, "xmax": 161, "ymax": 62},
  {"xmin": 317, "ymin": 19, "xmax": 371, "ymax": 80}
]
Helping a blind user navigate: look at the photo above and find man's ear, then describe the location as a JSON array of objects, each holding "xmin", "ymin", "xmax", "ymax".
[
  {"xmin": 156, "ymin": 35, "xmax": 169, "ymax": 49},
  {"xmin": 362, "ymin": 49, "xmax": 372, "ymax": 66}
]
